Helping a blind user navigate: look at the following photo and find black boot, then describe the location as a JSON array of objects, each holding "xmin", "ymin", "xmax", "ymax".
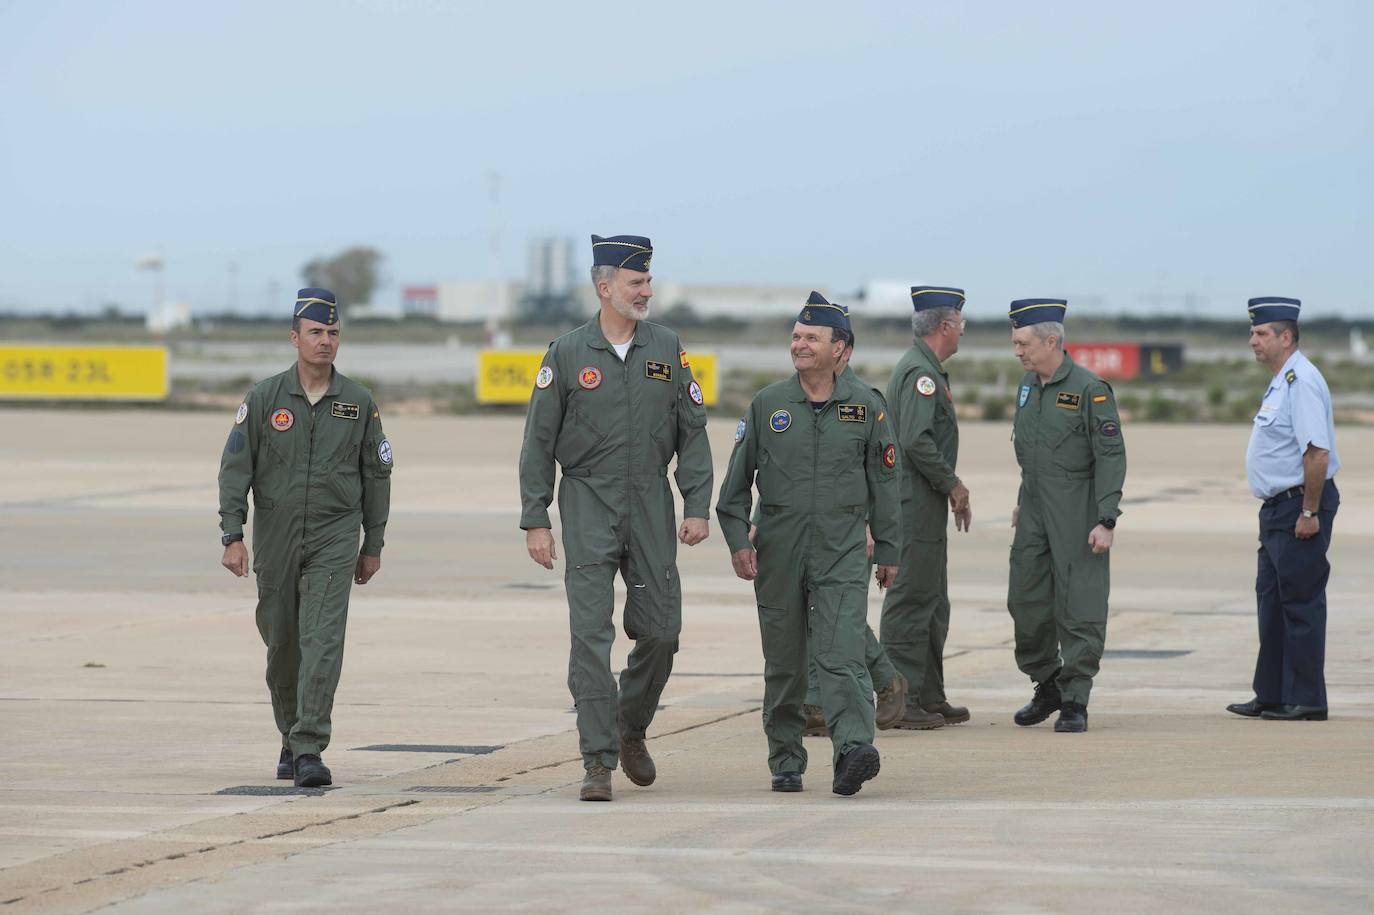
[
  {"xmin": 1054, "ymin": 701, "xmax": 1088, "ymax": 732},
  {"xmin": 293, "ymin": 753, "xmax": 332, "ymax": 788},
  {"xmin": 276, "ymin": 747, "xmax": 293, "ymax": 780},
  {"xmin": 832, "ymin": 744, "xmax": 881, "ymax": 796},
  {"xmin": 1013, "ymin": 674, "xmax": 1062, "ymax": 726},
  {"xmin": 771, "ymin": 773, "xmax": 803, "ymax": 793}
]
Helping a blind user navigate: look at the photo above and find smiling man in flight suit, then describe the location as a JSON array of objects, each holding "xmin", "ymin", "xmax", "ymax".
[
  {"xmin": 1006, "ymin": 298, "xmax": 1126, "ymax": 734},
  {"xmin": 218, "ymin": 287, "xmax": 392, "ymax": 788},
  {"xmin": 717, "ymin": 292, "xmax": 902, "ymax": 796},
  {"xmin": 518, "ymin": 235, "xmax": 714, "ymax": 802}
]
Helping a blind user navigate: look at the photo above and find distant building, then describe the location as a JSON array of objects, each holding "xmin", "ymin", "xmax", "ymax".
[
  {"xmin": 401, "ymin": 285, "xmax": 439, "ymax": 317},
  {"xmin": 523, "ymin": 237, "xmax": 579, "ymax": 319},
  {"xmin": 146, "ymin": 300, "xmax": 191, "ymax": 334}
]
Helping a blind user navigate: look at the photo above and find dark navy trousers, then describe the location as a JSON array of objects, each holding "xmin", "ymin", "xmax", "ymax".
[{"xmin": 1253, "ymin": 480, "xmax": 1338, "ymax": 709}]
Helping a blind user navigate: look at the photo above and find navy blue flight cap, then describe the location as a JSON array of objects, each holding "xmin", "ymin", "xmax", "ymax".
[
  {"xmin": 797, "ymin": 291, "xmax": 849, "ymax": 338},
  {"xmin": 911, "ymin": 286, "xmax": 966, "ymax": 312},
  {"xmin": 1009, "ymin": 298, "xmax": 1067, "ymax": 328},
  {"xmin": 295, "ymin": 288, "xmax": 338, "ymax": 325},
  {"xmin": 1248, "ymin": 296, "xmax": 1301, "ymax": 326},
  {"xmin": 591, "ymin": 234, "xmax": 653, "ymax": 272}
]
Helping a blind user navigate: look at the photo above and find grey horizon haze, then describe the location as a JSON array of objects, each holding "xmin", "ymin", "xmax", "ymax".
[{"xmin": 0, "ymin": 0, "xmax": 1370, "ymax": 318}]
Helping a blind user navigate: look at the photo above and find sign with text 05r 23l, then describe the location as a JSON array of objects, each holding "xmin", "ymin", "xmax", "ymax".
[
  {"xmin": 476, "ymin": 349, "xmax": 718, "ymax": 406},
  {"xmin": 0, "ymin": 344, "xmax": 169, "ymax": 401}
]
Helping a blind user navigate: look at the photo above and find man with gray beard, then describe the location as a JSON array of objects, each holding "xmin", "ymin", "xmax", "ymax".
[{"xmin": 519, "ymin": 234, "xmax": 714, "ymax": 801}]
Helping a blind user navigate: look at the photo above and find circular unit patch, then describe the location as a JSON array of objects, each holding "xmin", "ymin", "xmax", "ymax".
[
  {"xmin": 234, "ymin": 403, "xmax": 248, "ymax": 425},
  {"xmin": 734, "ymin": 418, "xmax": 747, "ymax": 443},
  {"xmin": 883, "ymin": 444, "xmax": 897, "ymax": 468},
  {"xmin": 270, "ymin": 408, "xmax": 294, "ymax": 432},
  {"xmin": 535, "ymin": 366, "xmax": 554, "ymax": 390},
  {"xmin": 378, "ymin": 439, "xmax": 393, "ymax": 465},
  {"xmin": 578, "ymin": 366, "xmax": 602, "ymax": 390},
  {"xmin": 916, "ymin": 375, "xmax": 937, "ymax": 397},
  {"xmin": 769, "ymin": 410, "xmax": 791, "ymax": 433},
  {"xmin": 688, "ymin": 380, "xmax": 704, "ymax": 406}
]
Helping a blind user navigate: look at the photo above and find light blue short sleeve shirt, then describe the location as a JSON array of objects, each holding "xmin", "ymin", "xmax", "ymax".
[{"xmin": 1245, "ymin": 350, "xmax": 1339, "ymax": 499}]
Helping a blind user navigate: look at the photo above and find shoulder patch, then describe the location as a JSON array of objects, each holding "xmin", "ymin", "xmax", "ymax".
[
  {"xmin": 883, "ymin": 443, "xmax": 897, "ymax": 468},
  {"xmin": 535, "ymin": 365, "xmax": 554, "ymax": 389},
  {"xmin": 1055, "ymin": 392, "xmax": 1082, "ymax": 411},
  {"xmin": 377, "ymin": 439, "xmax": 393, "ymax": 465},
  {"xmin": 734, "ymin": 417, "xmax": 746, "ymax": 443},
  {"xmin": 688, "ymin": 380, "xmax": 704, "ymax": 405},
  {"xmin": 234, "ymin": 402, "xmax": 248, "ymax": 425},
  {"xmin": 1018, "ymin": 384, "xmax": 1031, "ymax": 408},
  {"xmin": 916, "ymin": 375, "xmax": 937, "ymax": 397},
  {"xmin": 1285, "ymin": 369, "xmax": 1297, "ymax": 385},
  {"xmin": 837, "ymin": 403, "xmax": 867, "ymax": 423},
  {"xmin": 1100, "ymin": 420, "xmax": 1120, "ymax": 438}
]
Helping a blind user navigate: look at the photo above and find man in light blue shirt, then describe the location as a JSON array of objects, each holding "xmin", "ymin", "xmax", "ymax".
[{"xmin": 1228, "ymin": 297, "xmax": 1339, "ymax": 722}]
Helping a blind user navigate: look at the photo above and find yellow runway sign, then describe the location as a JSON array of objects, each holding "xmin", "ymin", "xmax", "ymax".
[
  {"xmin": 477, "ymin": 349, "xmax": 718, "ymax": 406},
  {"xmin": 0, "ymin": 344, "xmax": 169, "ymax": 401}
]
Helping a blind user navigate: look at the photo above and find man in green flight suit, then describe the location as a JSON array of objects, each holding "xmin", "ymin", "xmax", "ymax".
[
  {"xmin": 519, "ymin": 235, "xmax": 714, "ymax": 802},
  {"xmin": 1006, "ymin": 298, "xmax": 1127, "ymax": 733},
  {"xmin": 767, "ymin": 307, "xmax": 906, "ymax": 738},
  {"xmin": 880, "ymin": 286, "xmax": 973, "ymax": 730},
  {"xmin": 717, "ymin": 292, "xmax": 902, "ymax": 796},
  {"xmin": 218, "ymin": 288, "xmax": 393, "ymax": 788}
]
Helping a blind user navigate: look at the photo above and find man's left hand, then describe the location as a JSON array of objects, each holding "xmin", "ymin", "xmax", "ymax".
[
  {"xmin": 1295, "ymin": 514, "xmax": 1320, "ymax": 540},
  {"xmin": 1088, "ymin": 525, "xmax": 1114, "ymax": 555},
  {"xmin": 875, "ymin": 564, "xmax": 898, "ymax": 589},
  {"xmin": 355, "ymin": 553, "xmax": 381, "ymax": 585},
  {"xmin": 680, "ymin": 517, "xmax": 710, "ymax": 546}
]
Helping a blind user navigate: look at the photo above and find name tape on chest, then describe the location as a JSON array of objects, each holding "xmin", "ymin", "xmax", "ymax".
[
  {"xmin": 645, "ymin": 360, "xmax": 672, "ymax": 382},
  {"xmin": 1055, "ymin": 392, "xmax": 1082, "ymax": 411},
  {"xmin": 331, "ymin": 401, "xmax": 360, "ymax": 420},
  {"xmin": 837, "ymin": 403, "xmax": 868, "ymax": 423}
]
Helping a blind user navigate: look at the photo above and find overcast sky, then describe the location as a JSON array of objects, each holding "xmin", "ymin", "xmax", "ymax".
[{"xmin": 1, "ymin": 0, "xmax": 1370, "ymax": 318}]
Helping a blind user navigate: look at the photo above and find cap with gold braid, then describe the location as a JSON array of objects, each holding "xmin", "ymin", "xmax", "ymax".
[
  {"xmin": 590, "ymin": 234, "xmax": 653, "ymax": 272},
  {"xmin": 910, "ymin": 286, "xmax": 966, "ymax": 312},
  {"xmin": 1008, "ymin": 298, "xmax": 1067, "ymax": 328},
  {"xmin": 797, "ymin": 290, "xmax": 849, "ymax": 337},
  {"xmin": 294, "ymin": 287, "xmax": 338, "ymax": 325}
]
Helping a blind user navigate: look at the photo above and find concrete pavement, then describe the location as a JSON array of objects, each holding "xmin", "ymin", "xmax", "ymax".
[{"xmin": 2, "ymin": 410, "xmax": 1371, "ymax": 913}]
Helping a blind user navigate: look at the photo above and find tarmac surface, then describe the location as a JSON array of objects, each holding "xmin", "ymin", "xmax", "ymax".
[{"xmin": 2, "ymin": 409, "xmax": 1372, "ymax": 913}]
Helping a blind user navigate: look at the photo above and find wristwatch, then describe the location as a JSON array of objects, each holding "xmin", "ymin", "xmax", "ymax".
[
  {"xmin": 1301, "ymin": 509, "xmax": 1317, "ymax": 519},
  {"xmin": 1098, "ymin": 517, "xmax": 1117, "ymax": 530},
  {"xmin": 221, "ymin": 532, "xmax": 244, "ymax": 546}
]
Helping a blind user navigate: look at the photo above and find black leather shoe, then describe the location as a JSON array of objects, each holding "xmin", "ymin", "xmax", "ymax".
[
  {"xmin": 832, "ymin": 744, "xmax": 881, "ymax": 796},
  {"xmin": 1014, "ymin": 674, "xmax": 1062, "ymax": 727},
  {"xmin": 1226, "ymin": 698, "xmax": 1279, "ymax": 718},
  {"xmin": 276, "ymin": 747, "xmax": 293, "ymax": 780},
  {"xmin": 1054, "ymin": 701, "xmax": 1088, "ymax": 733},
  {"xmin": 293, "ymin": 753, "xmax": 332, "ymax": 788},
  {"xmin": 1260, "ymin": 705, "xmax": 1328, "ymax": 721},
  {"xmin": 771, "ymin": 773, "xmax": 803, "ymax": 793}
]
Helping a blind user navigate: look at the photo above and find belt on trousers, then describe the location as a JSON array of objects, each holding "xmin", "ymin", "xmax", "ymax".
[{"xmin": 1262, "ymin": 485, "xmax": 1304, "ymax": 508}]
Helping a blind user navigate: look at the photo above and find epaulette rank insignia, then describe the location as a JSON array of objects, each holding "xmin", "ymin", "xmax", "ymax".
[
  {"xmin": 837, "ymin": 403, "xmax": 867, "ymax": 423},
  {"xmin": 1056, "ymin": 392, "xmax": 1082, "ymax": 410},
  {"xmin": 645, "ymin": 360, "xmax": 672, "ymax": 382},
  {"xmin": 1285, "ymin": 369, "xmax": 1297, "ymax": 385}
]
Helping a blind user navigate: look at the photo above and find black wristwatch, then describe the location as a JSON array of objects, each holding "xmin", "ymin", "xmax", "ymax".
[
  {"xmin": 1098, "ymin": 517, "xmax": 1117, "ymax": 530},
  {"xmin": 221, "ymin": 532, "xmax": 244, "ymax": 546}
]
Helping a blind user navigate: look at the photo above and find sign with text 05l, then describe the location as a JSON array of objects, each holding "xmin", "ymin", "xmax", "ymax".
[
  {"xmin": 477, "ymin": 349, "xmax": 719, "ymax": 406},
  {"xmin": 0, "ymin": 344, "xmax": 168, "ymax": 401}
]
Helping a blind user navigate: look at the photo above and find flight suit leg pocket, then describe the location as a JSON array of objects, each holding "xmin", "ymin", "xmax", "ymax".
[
  {"xmin": 809, "ymin": 587, "xmax": 865, "ymax": 668},
  {"xmin": 1065, "ymin": 555, "xmax": 1109, "ymax": 625}
]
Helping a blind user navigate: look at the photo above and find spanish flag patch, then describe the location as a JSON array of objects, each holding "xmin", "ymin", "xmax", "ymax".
[
  {"xmin": 1092, "ymin": 394, "xmax": 1108, "ymax": 404},
  {"xmin": 679, "ymin": 350, "xmax": 690, "ymax": 368}
]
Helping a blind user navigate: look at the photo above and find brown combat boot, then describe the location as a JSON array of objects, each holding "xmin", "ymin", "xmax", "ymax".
[
  {"xmin": 922, "ymin": 700, "xmax": 971, "ymax": 725},
  {"xmin": 803, "ymin": 704, "xmax": 828, "ymax": 737},
  {"xmin": 893, "ymin": 703, "xmax": 945, "ymax": 730},
  {"xmin": 875, "ymin": 673, "xmax": 909, "ymax": 730},
  {"xmin": 580, "ymin": 765, "xmax": 612, "ymax": 801},
  {"xmin": 620, "ymin": 738, "xmax": 656, "ymax": 787}
]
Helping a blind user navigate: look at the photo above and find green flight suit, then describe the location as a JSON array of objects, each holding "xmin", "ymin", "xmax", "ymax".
[
  {"xmin": 518, "ymin": 317, "xmax": 713, "ymax": 772},
  {"xmin": 879, "ymin": 339, "xmax": 959, "ymax": 707},
  {"xmin": 716, "ymin": 372, "xmax": 901, "ymax": 775},
  {"xmin": 1009, "ymin": 351, "xmax": 1126, "ymax": 706},
  {"xmin": 218, "ymin": 365, "xmax": 392, "ymax": 757}
]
